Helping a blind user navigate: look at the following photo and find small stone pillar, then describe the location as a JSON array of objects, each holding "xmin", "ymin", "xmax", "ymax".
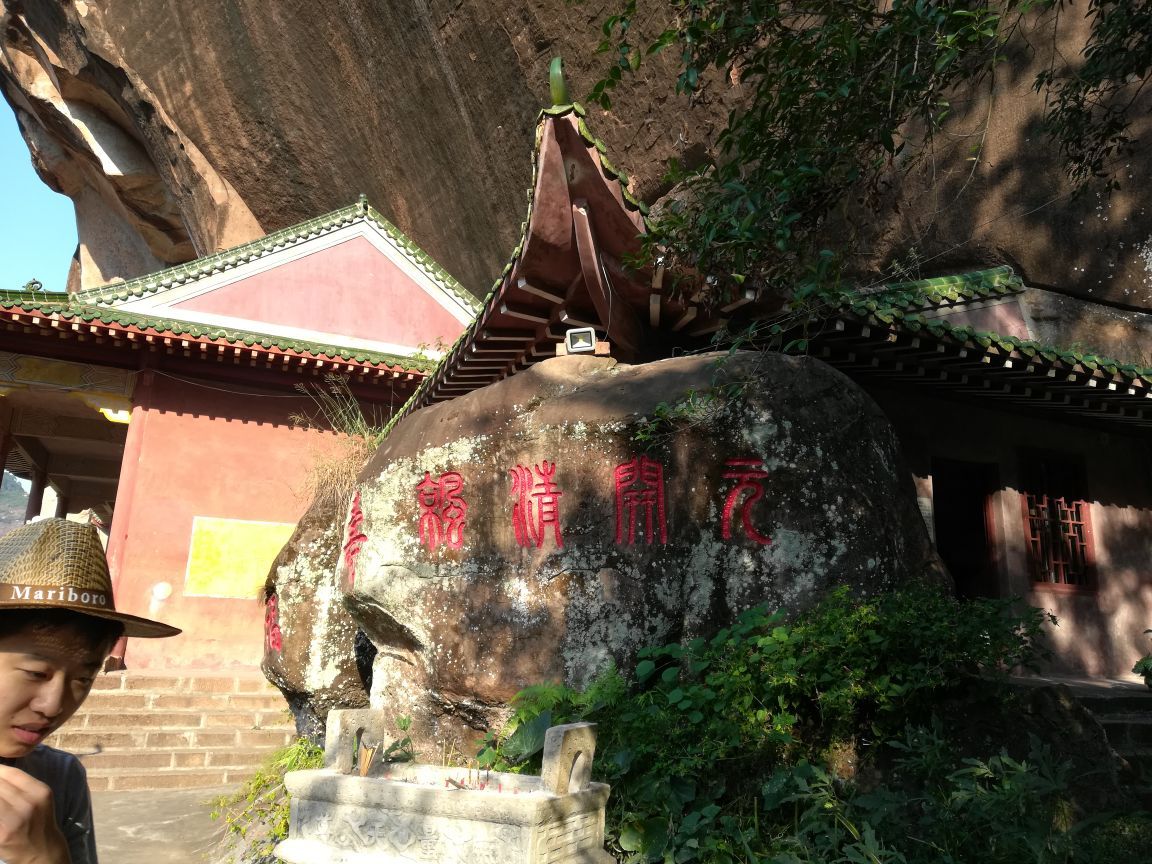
[{"xmin": 540, "ymin": 722, "xmax": 597, "ymax": 795}]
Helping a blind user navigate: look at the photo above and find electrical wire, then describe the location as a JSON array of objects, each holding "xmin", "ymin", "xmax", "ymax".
[{"xmin": 147, "ymin": 367, "xmax": 329, "ymax": 398}]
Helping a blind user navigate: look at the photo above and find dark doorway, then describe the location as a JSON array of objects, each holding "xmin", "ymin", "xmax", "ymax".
[{"xmin": 932, "ymin": 459, "xmax": 1000, "ymax": 599}]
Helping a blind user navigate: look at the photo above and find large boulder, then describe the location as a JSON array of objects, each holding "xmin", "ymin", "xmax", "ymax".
[
  {"xmin": 336, "ymin": 352, "xmax": 936, "ymax": 754},
  {"xmin": 262, "ymin": 492, "xmax": 374, "ymax": 739}
]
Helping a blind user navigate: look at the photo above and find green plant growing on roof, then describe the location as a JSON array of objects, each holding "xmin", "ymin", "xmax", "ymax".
[{"xmin": 408, "ymin": 337, "xmax": 449, "ymax": 370}]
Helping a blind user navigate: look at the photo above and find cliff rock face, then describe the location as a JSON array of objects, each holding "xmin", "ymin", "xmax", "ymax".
[
  {"xmin": 3, "ymin": 4, "xmax": 1148, "ymax": 336},
  {"xmin": 0, "ymin": 0, "xmax": 727, "ymax": 293},
  {"xmin": 857, "ymin": 7, "xmax": 1152, "ymax": 316},
  {"xmin": 304, "ymin": 352, "xmax": 937, "ymax": 753}
]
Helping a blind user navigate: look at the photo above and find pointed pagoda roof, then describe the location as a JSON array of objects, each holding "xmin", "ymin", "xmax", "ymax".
[{"xmin": 386, "ymin": 60, "xmax": 781, "ymax": 429}]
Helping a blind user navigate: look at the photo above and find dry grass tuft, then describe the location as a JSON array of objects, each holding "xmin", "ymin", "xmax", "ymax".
[{"xmin": 291, "ymin": 375, "xmax": 385, "ymax": 511}]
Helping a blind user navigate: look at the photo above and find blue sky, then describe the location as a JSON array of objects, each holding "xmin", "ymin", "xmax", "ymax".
[{"xmin": 0, "ymin": 105, "xmax": 77, "ymax": 293}]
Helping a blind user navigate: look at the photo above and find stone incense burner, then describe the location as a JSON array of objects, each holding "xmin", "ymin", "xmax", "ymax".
[{"xmin": 274, "ymin": 709, "xmax": 613, "ymax": 863}]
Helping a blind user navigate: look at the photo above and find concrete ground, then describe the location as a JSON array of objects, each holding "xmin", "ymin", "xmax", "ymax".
[{"xmin": 92, "ymin": 786, "xmax": 231, "ymax": 863}]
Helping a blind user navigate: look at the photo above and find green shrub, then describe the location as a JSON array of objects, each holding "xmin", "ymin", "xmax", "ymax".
[
  {"xmin": 1132, "ymin": 628, "xmax": 1152, "ymax": 690},
  {"xmin": 478, "ymin": 587, "xmax": 1116, "ymax": 863},
  {"xmin": 1077, "ymin": 814, "xmax": 1152, "ymax": 862}
]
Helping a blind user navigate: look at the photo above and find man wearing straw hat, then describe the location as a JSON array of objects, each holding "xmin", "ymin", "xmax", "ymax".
[{"xmin": 0, "ymin": 518, "xmax": 179, "ymax": 864}]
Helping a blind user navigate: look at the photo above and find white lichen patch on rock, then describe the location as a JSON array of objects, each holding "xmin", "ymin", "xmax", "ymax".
[{"xmin": 1139, "ymin": 235, "xmax": 1152, "ymax": 287}]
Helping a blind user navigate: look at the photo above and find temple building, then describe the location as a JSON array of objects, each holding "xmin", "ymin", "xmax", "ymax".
[
  {"xmin": 4, "ymin": 81, "xmax": 1150, "ymax": 683},
  {"xmin": 0, "ymin": 197, "xmax": 476, "ymax": 668}
]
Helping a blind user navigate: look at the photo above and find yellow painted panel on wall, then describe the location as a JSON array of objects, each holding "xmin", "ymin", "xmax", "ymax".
[{"xmin": 184, "ymin": 517, "xmax": 295, "ymax": 599}]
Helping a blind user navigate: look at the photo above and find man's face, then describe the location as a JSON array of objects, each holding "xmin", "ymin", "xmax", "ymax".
[{"xmin": 0, "ymin": 624, "xmax": 106, "ymax": 758}]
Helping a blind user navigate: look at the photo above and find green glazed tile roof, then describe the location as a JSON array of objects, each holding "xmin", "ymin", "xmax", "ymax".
[
  {"xmin": 840, "ymin": 267, "xmax": 1152, "ymax": 383},
  {"xmin": 857, "ymin": 265, "xmax": 1024, "ymax": 310},
  {"xmin": 73, "ymin": 198, "xmax": 481, "ymax": 313},
  {"xmin": 0, "ymin": 291, "xmax": 433, "ymax": 371}
]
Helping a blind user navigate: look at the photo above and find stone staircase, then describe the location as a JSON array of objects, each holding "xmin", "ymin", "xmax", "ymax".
[
  {"xmin": 50, "ymin": 670, "xmax": 297, "ymax": 791},
  {"xmin": 1076, "ymin": 686, "xmax": 1152, "ymax": 782}
]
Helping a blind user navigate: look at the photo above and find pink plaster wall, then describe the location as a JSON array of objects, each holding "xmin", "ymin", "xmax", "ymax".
[
  {"xmin": 921, "ymin": 300, "xmax": 1031, "ymax": 340},
  {"xmin": 171, "ymin": 236, "xmax": 467, "ymax": 348},
  {"xmin": 108, "ymin": 375, "xmax": 344, "ymax": 670}
]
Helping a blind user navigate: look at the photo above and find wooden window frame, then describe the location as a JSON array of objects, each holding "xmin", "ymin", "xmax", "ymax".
[{"xmin": 1018, "ymin": 450, "xmax": 1097, "ymax": 594}]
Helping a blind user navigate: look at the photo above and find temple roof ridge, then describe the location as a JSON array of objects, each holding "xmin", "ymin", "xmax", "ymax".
[
  {"xmin": 70, "ymin": 198, "xmax": 480, "ymax": 314},
  {"xmin": 855, "ymin": 266, "xmax": 1024, "ymax": 309},
  {"xmin": 840, "ymin": 271, "xmax": 1152, "ymax": 382}
]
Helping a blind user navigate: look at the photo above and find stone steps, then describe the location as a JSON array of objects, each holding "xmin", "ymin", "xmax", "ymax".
[
  {"xmin": 1099, "ymin": 715, "xmax": 1152, "ymax": 751},
  {"xmin": 50, "ymin": 670, "xmax": 296, "ymax": 791},
  {"xmin": 1072, "ymin": 683, "xmax": 1152, "ymax": 785}
]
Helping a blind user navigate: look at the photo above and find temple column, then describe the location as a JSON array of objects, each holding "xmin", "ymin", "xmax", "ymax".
[
  {"xmin": 24, "ymin": 467, "xmax": 47, "ymax": 522},
  {"xmin": 104, "ymin": 367, "xmax": 155, "ymax": 670}
]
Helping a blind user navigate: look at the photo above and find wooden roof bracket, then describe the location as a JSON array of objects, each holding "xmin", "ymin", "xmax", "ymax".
[{"xmin": 571, "ymin": 200, "xmax": 642, "ymax": 355}]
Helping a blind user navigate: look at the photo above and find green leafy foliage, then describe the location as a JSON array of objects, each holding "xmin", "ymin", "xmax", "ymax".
[
  {"xmin": 211, "ymin": 737, "xmax": 323, "ymax": 863},
  {"xmin": 380, "ymin": 714, "xmax": 416, "ymax": 763},
  {"xmin": 1132, "ymin": 628, "xmax": 1152, "ymax": 690},
  {"xmin": 1036, "ymin": 1, "xmax": 1152, "ymax": 188},
  {"xmin": 593, "ymin": 1, "xmax": 1042, "ymax": 305},
  {"xmin": 1076, "ymin": 813, "xmax": 1152, "ymax": 862},
  {"xmin": 630, "ymin": 385, "xmax": 741, "ymax": 449},
  {"xmin": 479, "ymin": 586, "xmax": 1080, "ymax": 862},
  {"xmin": 759, "ymin": 728, "xmax": 1088, "ymax": 864},
  {"xmin": 592, "ymin": 1, "xmax": 1150, "ymax": 307}
]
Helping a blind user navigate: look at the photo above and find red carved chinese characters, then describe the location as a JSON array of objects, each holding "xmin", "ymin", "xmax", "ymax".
[
  {"xmin": 722, "ymin": 457, "xmax": 772, "ymax": 545},
  {"xmin": 614, "ymin": 456, "xmax": 668, "ymax": 545},
  {"xmin": 415, "ymin": 471, "xmax": 467, "ymax": 550},
  {"xmin": 264, "ymin": 592, "xmax": 283, "ymax": 654},
  {"xmin": 342, "ymin": 490, "xmax": 367, "ymax": 587},
  {"xmin": 510, "ymin": 460, "xmax": 564, "ymax": 548}
]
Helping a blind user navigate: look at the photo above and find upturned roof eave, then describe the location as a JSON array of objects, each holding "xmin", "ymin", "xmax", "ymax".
[
  {"xmin": 381, "ymin": 101, "xmax": 660, "ymax": 436},
  {"xmin": 0, "ymin": 294, "xmax": 432, "ymax": 375}
]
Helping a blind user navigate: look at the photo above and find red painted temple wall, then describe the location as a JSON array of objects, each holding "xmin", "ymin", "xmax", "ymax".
[
  {"xmin": 171, "ymin": 236, "xmax": 466, "ymax": 348},
  {"xmin": 108, "ymin": 374, "xmax": 343, "ymax": 670}
]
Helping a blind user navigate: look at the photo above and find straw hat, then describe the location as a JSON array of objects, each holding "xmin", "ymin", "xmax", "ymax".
[{"xmin": 0, "ymin": 518, "xmax": 179, "ymax": 638}]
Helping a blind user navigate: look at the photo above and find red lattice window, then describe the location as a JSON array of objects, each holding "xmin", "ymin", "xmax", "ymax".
[{"xmin": 1020, "ymin": 453, "xmax": 1094, "ymax": 588}]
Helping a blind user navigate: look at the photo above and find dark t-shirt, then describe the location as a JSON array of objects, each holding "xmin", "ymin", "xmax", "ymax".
[{"xmin": 0, "ymin": 745, "xmax": 97, "ymax": 864}]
